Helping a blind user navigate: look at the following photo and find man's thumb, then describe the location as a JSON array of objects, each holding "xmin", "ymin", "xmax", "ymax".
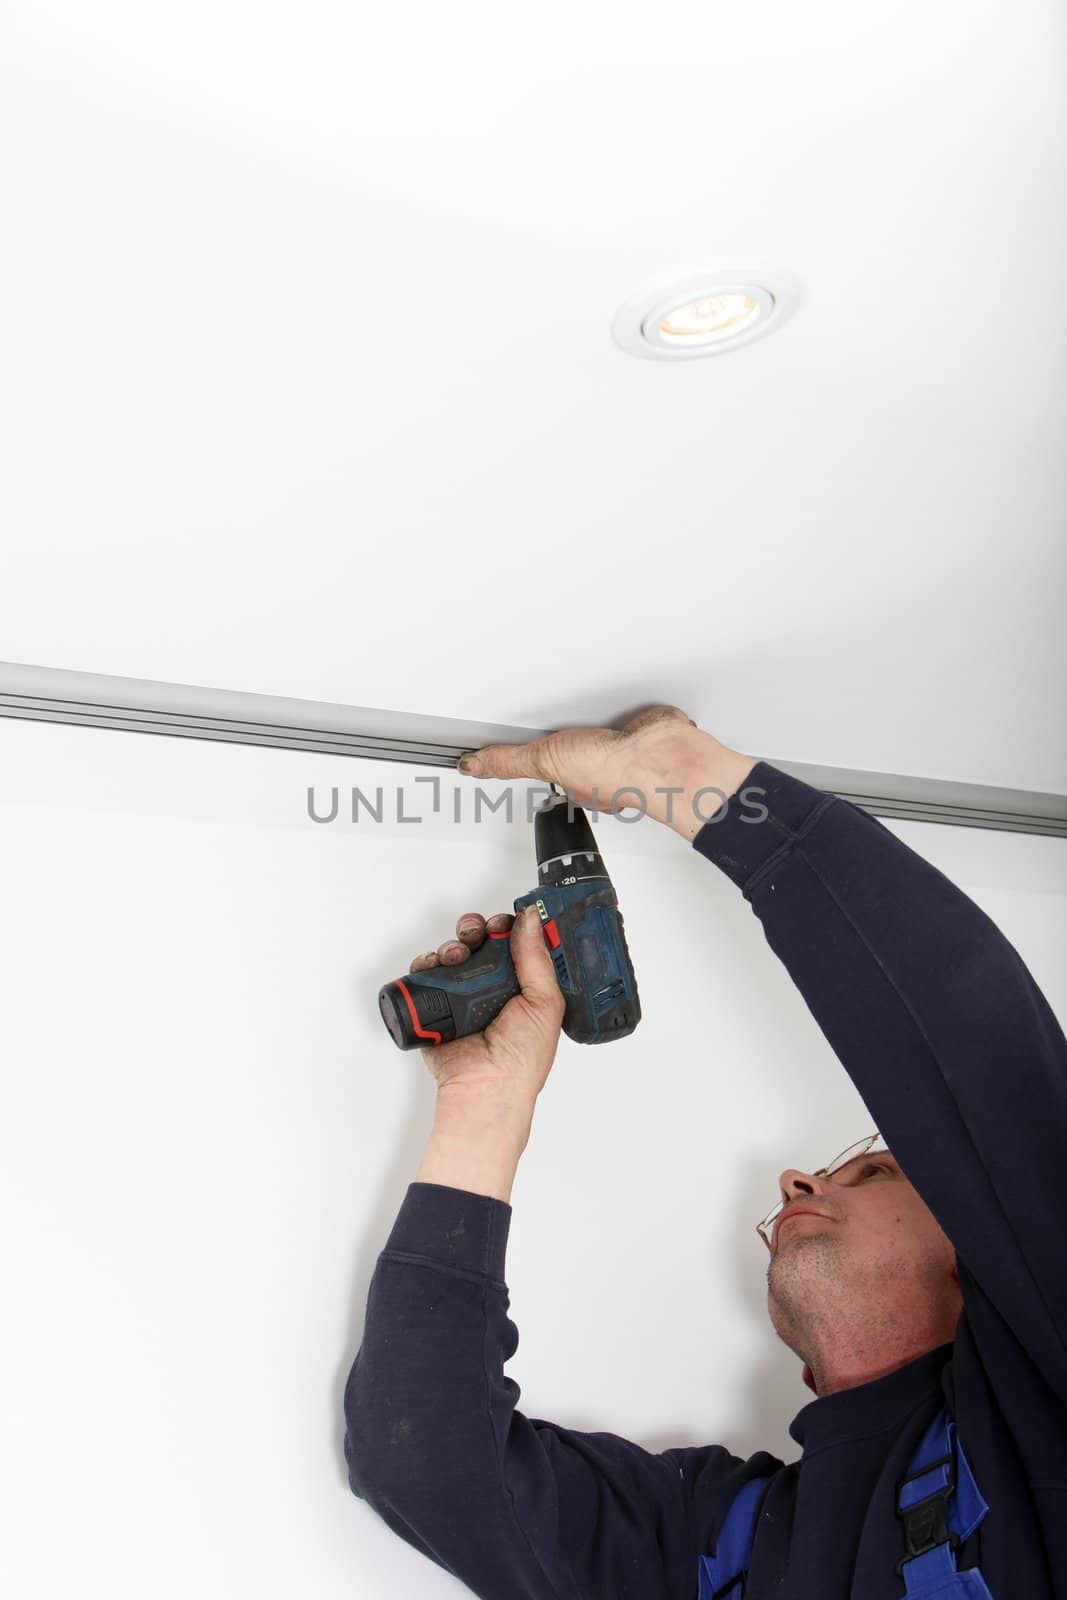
[
  {"xmin": 511, "ymin": 905, "xmax": 565, "ymax": 1014},
  {"xmin": 457, "ymin": 738, "xmax": 545, "ymax": 780}
]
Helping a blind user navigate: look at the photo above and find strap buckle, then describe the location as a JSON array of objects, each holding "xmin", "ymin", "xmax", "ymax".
[{"xmin": 895, "ymin": 1449, "xmax": 961, "ymax": 1579}]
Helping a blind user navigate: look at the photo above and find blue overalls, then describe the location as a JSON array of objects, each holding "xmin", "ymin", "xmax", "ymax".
[{"xmin": 697, "ymin": 1403, "xmax": 994, "ymax": 1597}]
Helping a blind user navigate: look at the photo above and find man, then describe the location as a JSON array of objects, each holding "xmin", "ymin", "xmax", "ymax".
[{"xmin": 343, "ymin": 707, "xmax": 1066, "ymax": 1596}]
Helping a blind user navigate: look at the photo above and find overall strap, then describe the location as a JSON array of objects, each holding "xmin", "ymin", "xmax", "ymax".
[
  {"xmin": 896, "ymin": 1403, "xmax": 993, "ymax": 1596},
  {"xmin": 697, "ymin": 1405, "xmax": 994, "ymax": 1600},
  {"xmin": 697, "ymin": 1475, "xmax": 772, "ymax": 1600}
]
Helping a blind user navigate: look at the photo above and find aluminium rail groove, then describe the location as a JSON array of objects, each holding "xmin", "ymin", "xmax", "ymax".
[{"xmin": 1, "ymin": 661, "xmax": 1065, "ymax": 838}]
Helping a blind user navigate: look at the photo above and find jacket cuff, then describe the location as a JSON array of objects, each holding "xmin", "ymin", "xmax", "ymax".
[
  {"xmin": 692, "ymin": 760, "xmax": 839, "ymax": 894},
  {"xmin": 381, "ymin": 1182, "xmax": 513, "ymax": 1284}
]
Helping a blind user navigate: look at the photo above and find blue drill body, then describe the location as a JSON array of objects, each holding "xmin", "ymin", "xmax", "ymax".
[{"xmin": 378, "ymin": 796, "xmax": 641, "ymax": 1049}]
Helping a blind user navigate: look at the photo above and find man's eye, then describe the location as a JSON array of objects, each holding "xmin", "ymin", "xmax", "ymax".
[{"xmin": 862, "ymin": 1163, "xmax": 887, "ymax": 1178}]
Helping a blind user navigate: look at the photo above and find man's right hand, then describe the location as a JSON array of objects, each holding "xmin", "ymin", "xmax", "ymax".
[{"xmin": 408, "ymin": 907, "xmax": 565, "ymax": 1102}]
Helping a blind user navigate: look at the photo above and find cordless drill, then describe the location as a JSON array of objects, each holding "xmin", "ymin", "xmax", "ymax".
[{"xmin": 378, "ymin": 791, "xmax": 641, "ymax": 1049}]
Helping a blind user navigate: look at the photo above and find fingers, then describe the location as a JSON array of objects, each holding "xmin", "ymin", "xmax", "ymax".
[
  {"xmin": 457, "ymin": 738, "xmax": 548, "ymax": 780},
  {"xmin": 510, "ymin": 906, "xmax": 566, "ymax": 1019},
  {"xmin": 409, "ymin": 912, "xmax": 515, "ymax": 972}
]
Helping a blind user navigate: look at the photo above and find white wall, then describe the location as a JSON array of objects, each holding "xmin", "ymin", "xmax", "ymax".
[{"xmin": 2, "ymin": 717, "xmax": 1065, "ymax": 1598}]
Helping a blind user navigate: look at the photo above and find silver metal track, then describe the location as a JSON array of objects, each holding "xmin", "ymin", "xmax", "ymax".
[{"xmin": 1, "ymin": 660, "xmax": 1064, "ymax": 837}]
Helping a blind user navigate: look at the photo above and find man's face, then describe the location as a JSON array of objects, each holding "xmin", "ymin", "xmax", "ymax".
[
  {"xmin": 767, "ymin": 1151, "xmax": 940, "ymax": 1258},
  {"xmin": 765, "ymin": 1151, "xmax": 962, "ymax": 1394}
]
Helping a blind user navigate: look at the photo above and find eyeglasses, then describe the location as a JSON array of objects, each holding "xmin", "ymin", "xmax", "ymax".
[{"xmin": 757, "ymin": 1132, "xmax": 889, "ymax": 1251}]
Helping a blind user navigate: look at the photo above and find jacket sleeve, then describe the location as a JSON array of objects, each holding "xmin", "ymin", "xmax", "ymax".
[
  {"xmin": 693, "ymin": 761, "xmax": 1067, "ymax": 1406},
  {"xmin": 342, "ymin": 1182, "xmax": 764, "ymax": 1600}
]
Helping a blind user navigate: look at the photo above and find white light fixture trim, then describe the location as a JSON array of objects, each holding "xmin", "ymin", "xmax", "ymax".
[{"xmin": 612, "ymin": 268, "xmax": 801, "ymax": 361}]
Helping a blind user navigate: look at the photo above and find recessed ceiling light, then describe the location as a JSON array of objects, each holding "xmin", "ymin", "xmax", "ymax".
[{"xmin": 611, "ymin": 269, "xmax": 801, "ymax": 361}]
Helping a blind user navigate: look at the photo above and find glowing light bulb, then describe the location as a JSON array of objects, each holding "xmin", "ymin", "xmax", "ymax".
[
  {"xmin": 656, "ymin": 292, "xmax": 761, "ymax": 346},
  {"xmin": 612, "ymin": 273, "xmax": 796, "ymax": 361}
]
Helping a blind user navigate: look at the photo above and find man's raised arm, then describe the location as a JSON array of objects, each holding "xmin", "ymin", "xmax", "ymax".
[
  {"xmin": 466, "ymin": 707, "xmax": 1067, "ymax": 1409},
  {"xmin": 685, "ymin": 754, "xmax": 1067, "ymax": 1405}
]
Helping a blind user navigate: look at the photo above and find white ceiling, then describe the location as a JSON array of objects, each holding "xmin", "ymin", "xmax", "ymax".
[{"xmin": 2, "ymin": 1, "xmax": 1065, "ymax": 791}]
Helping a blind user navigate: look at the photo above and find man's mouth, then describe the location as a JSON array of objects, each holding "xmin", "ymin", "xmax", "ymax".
[{"xmin": 773, "ymin": 1205, "xmax": 830, "ymax": 1250}]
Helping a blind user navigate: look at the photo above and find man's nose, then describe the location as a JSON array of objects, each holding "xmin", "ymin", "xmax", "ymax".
[{"xmin": 777, "ymin": 1168, "xmax": 836, "ymax": 1206}]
